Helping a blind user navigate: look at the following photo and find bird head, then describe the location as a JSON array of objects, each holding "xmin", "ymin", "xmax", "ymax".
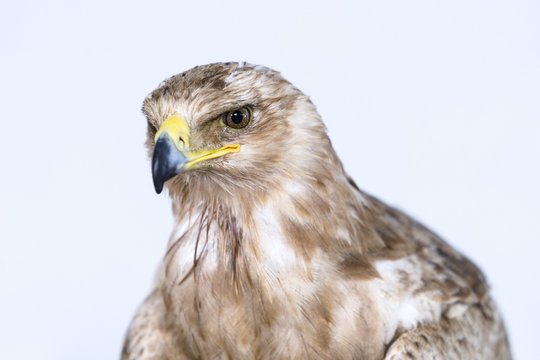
[{"xmin": 143, "ymin": 63, "xmax": 342, "ymax": 203}]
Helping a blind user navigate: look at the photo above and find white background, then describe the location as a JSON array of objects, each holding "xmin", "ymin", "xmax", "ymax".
[{"xmin": 1, "ymin": 0, "xmax": 538, "ymax": 359}]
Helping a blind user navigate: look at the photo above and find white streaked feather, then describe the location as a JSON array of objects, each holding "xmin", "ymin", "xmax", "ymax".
[{"xmin": 373, "ymin": 257, "xmax": 442, "ymax": 343}]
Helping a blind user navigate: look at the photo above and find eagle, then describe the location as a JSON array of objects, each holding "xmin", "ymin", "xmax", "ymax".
[{"xmin": 122, "ymin": 62, "xmax": 511, "ymax": 360}]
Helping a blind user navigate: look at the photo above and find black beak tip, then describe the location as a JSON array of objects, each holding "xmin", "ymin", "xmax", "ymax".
[
  {"xmin": 151, "ymin": 150, "xmax": 167, "ymax": 194},
  {"xmin": 151, "ymin": 136, "xmax": 187, "ymax": 194},
  {"xmin": 153, "ymin": 177, "xmax": 164, "ymax": 194}
]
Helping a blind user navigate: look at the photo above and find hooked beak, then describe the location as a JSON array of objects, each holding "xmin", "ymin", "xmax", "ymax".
[
  {"xmin": 152, "ymin": 135, "xmax": 188, "ymax": 194},
  {"xmin": 151, "ymin": 114, "xmax": 240, "ymax": 194}
]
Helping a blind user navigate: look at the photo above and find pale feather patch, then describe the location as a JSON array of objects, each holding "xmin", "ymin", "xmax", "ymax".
[
  {"xmin": 331, "ymin": 283, "xmax": 364, "ymax": 340},
  {"xmin": 225, "ymin": 71, "xmax": 236, "ymax": 83},
  {"xmin": 284, "ymin": 181, "xmax": 305, "ymax": 197},
  {"xmin": 373, "ymin": 257, "xmax": 443, "ymax": 344},
  {"xmin": 253, "ymin": 202, "xmax": 297, "ymax": 271},
  {"xmin": 445, "ymin": 302, "xmax": 469, "ymax": 319},
  {"xmin": 253, "ymin": 65, "xmax": 269, "ymax": 72},
  {"xmin": 170, "ymin": 210, "xmax": 219, "ymax": 277}
]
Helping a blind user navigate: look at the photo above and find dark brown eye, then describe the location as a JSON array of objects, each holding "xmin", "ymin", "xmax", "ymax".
[{"xmin": 222, "ymin": 107, "xmax": 252, "ymax": 129}]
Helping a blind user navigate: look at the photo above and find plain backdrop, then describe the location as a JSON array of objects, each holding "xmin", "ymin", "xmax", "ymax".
[{"xmin": 0, "ymin": 0, "xmax": 538, "ymax": 359}]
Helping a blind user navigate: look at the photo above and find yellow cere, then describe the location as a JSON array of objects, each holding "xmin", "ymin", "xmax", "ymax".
[{"xmin": 155, "ymin": 114, "xmax": 191, "ymax": 150}]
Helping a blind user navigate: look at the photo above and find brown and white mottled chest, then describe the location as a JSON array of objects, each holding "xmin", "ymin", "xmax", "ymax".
[{"xmin": 156, "ymin": 199, "xmax": 449, "ymax": 360}]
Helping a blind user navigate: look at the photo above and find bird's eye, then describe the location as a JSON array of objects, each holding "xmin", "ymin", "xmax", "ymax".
[{"xmin": 222, "ymin": 107, "xmax": 252, "ymax": 129}]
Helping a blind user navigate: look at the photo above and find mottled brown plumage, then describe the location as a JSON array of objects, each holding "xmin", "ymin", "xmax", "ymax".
[{"xmin": 122, "ymin": 62, "xmax": 511, "ymax": 359}]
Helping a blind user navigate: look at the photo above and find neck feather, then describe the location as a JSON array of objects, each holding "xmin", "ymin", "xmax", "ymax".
[{"xmin": 162, "ymin": 162, "xmax": 408, "ymax": 293}]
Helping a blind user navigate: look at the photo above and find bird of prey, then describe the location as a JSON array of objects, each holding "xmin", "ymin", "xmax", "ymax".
[{"xmin": 122, "ymin": 62, "xmax": 511, "ymax": 360}]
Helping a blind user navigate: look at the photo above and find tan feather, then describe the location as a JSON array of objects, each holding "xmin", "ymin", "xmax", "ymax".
[{"xmin": 122, "ymin": 62, "xmax": 511, "ymax": 360}]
